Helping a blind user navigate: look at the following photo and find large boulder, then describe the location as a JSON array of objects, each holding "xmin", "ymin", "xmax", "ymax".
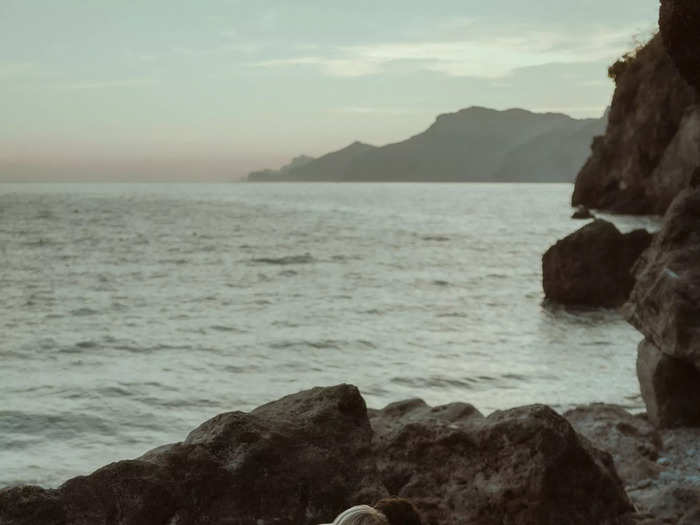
[
  {"xmin": 542, "ymin": 219, "xmax": 652, "ymax": 307},
  {"xmin": 659, "ymin": 0, "xmax": 700, "ymax": 91},
  {"xmin": 370, "ymin": 399, "xmax": 633, "ymax": 525},
  {"xmin": 636, "ymin": 339, "xmax": 700, "ymax": 428},
  {"xmin": 623, "ymin": 188, "xmax": 700, "ymax": 367},
  {"xmin": 0, "ymin": 385, "xmax": 387, "ymax": 525}
]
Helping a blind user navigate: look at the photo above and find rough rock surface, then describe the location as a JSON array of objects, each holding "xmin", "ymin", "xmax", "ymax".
[
  {"xmin": 564, "ymin": 404, "xmax": 662, "ymax": 485},
  {"xmin": 0, "ymin": 388, "xmax": 639, "ymax": 525},
  {"xmin": 0, "ymin": 384, "xmax": 387, "ymax": 525},
  {"xmin": 659, "ymin": 0, "xmax": 700, "ymax": 91},
  {"xmin": 648, "ymin": 106, "xmax": 700, "ymax": 209},
  {"xmin": 623, "ymin": 188, "xmax": 700, "ymax": 367},
  {"xmin": 636, "ymin": 339, "xmax": 700, "ymax": 428},
  {"xmin": 369, "ymin": 399, "xmax": 633, "ymax": 525},
  {"xmin": 563, "ymin": 404, "xmax": 700, "ymax": 524},
  {"xmin": 542, "ymin": 219, "xmax": 653, "ymax": 307},
  {"xmin": 571, "ymin": 35, "xmax": 697, "ymax": 214}
]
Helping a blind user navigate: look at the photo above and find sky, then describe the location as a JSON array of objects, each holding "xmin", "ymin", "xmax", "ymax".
[{"xmin": 1, "ymin": 0, "xmax": 659, "ymax": 180}]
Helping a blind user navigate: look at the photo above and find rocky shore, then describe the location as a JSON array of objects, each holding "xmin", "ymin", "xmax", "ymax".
[
  {"xmin": 4, "ymin": 4, "xmax": 700, "ymax": 525},
  {"xmin": 537, "ymin": 190, "xmax": 700, "ymax": 524},
  {"xmin": 1, "ymin": 384, "xmax": 698, "ymax": 524}
]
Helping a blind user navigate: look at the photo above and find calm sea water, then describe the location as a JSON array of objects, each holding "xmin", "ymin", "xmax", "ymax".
[{"xmin": 0, "ymin": 183, "xmax": 659, "ymax": 488}]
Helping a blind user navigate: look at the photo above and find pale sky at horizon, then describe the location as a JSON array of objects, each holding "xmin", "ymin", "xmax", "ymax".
[{"xmin": 1, "ymin": 0, "xmax": 659, "ymax": 180}]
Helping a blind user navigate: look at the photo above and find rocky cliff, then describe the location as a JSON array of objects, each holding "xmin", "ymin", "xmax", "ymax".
[{"xmin": 571, "ymin": 35, "xmax": 698, "ymax": 214}]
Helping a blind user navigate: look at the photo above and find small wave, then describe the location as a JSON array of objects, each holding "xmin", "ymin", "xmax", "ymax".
[
  {"xmin": 269, "ymin": 339, "xmax": 343, "ymax": 351},
  {"xmin": 0, "ymin": 410, "xmax": 116, "ymax": 439},
  {"xmin": 70, "ymin": 307, "xmax": 99, "ymax": 317},
  {"xmin": 432, "ymin": 280, "xmax": 450, "ymax": 287},
  {"xmin": 421, "ymin": 235, "xmax": 450, "ymax": 242},
  {"xmin": 390, "ymin": 376, "xmax": 476, "ymax": 390},
  {"xmin": 329, "ymin": 254, "xmax": 361, "ymax": 262},
  {"xmin": 251, "ymin": 254, "xmax": 314, "ymax": 265},
  {"xmin": 98, "ymin": 386, "xmax": 134, "ymax": 397},
  {"xmin": 224, "ymin": 365, "xmax": 261, "ymax": 374},
  {"xmin": 210, "ymin": 325, "xmax": 244, "ymax": 333}
]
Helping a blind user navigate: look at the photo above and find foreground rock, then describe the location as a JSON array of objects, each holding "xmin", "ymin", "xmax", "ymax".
[
  {"xmin": 542, "ymin": 219, "xmax": 652, "ymax": 307},
  {"xmin": 0, "ymin": 386, "xmax": 636, "ymax": 525},
  {"xmin": 636, "ymin": 339, "xmax": 700, "ymax": 428},
  {"xmin": 624, "ymin": 188, "xmax": 700, "ymax": 368},
  {"xmin": 571, "ymin": 35, "xmax": 697, "ymax": 215},
  {"xmin": 369, "ymin": 399, "xmax": 633, "ymax": 525},
  {"xmin": 564, "ymin": 404, "xmax": 700, "ymax": 524},
  {"xmin": 0, "ymin": 385, "xmax": 387, "ymax": 525}
]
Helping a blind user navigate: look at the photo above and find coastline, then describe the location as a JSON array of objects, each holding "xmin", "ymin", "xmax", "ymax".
[{"xmin": 1, "ymin": 384, "xmax": 697, "ymax": 524}]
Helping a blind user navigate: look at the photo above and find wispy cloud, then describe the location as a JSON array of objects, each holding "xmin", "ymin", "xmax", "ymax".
[
  {"xmin": 332, "ymin": 106, "xmax": 427, "ymax": 115},
  {"xmin": 253, "ymin": 56, "xmax": 382, "ymax": 77},
  {"xmin": 252, "ymin": 25, "xmax": 649, "ymax": 79}
]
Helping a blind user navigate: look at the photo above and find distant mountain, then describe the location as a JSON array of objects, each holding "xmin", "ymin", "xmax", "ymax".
[
  {"xmin": 491, "ymin": 116, "xmax": 607, "ymax": 182},
  {"xmin": 248, "ymin": 143, "xmax": 375, "ymax": 182},
  {"xmin": 248, "ymin": 106, "xmax": 606, "ymax": 182}
]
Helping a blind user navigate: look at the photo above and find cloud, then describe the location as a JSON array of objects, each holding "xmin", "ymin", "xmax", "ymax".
[
  {"xmin": 332, "ymin": 106, "xmax": 426, "ymax": 115},
  {"xmin": 251, "ymin": 24, "xmax": 651, "ymax": 79},
  {"xmin": 253, "ymin": 56, "xmax": 382, "ymax": 77}
]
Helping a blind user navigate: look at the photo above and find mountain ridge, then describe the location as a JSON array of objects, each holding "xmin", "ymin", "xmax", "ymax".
[{"xmin": 248, "ymin": 106, "xmax": 606, "ymax": 182}]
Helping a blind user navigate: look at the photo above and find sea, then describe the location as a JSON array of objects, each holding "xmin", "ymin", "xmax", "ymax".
[{"xmin": 0, "ymin": 182, "xmax": 660, "ymax": 488}]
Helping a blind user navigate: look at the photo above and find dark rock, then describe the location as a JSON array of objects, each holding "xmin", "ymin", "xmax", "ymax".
[
  {"xmin": 564, "ymin": 404, "xmax": 662, "ymax": 485},
  {"xmin": 623, "ymin": 188, "xmax": 700, "ymax": 367},
  {"xmin": 542, "ymin": 219, "xmax": 653, "ymax": 307},
  {"xmin": 0, "ymin": 486, "xmax": 65, "ymax": 525},
  {"xmin": 370, "ymin": 400, "xmax": 633, "ymax": 525},
  {"xmin": 631, "ymin": 485, "xmax": 700, "ymax": 524},
  {"xmin": 571, "ymin": 205, "xmax": 594, "ymax": 219},
  {"xmin": 636, "ymin": 339, "xmax": 700, "ymax": 428},
  {"xmin": 0, "ymin": 384, "xmax": 387, "ymax": 525},
  {"xmin": 659, "ymin": 0, "xmax": 700, "ymax": 91},
  {"xmin": 647, "ymin": 106, "xmax": 700, "ymax": 208},
  {"xmin": 680, "ymin": 506, "xmax": 700, "ymax": 525},
  {"xmin": 572, "ymin": 35, "xmax": 697, "ymax": 215}
]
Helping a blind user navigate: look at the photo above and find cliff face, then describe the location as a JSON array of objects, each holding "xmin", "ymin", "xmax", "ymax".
[
  {"xmin": 660, "ymin": 0, "xmax": 700, "ymax": 91},
  {"xmin": 572, "ymin": 34, "xmax": 698, "ymax": 214}
]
